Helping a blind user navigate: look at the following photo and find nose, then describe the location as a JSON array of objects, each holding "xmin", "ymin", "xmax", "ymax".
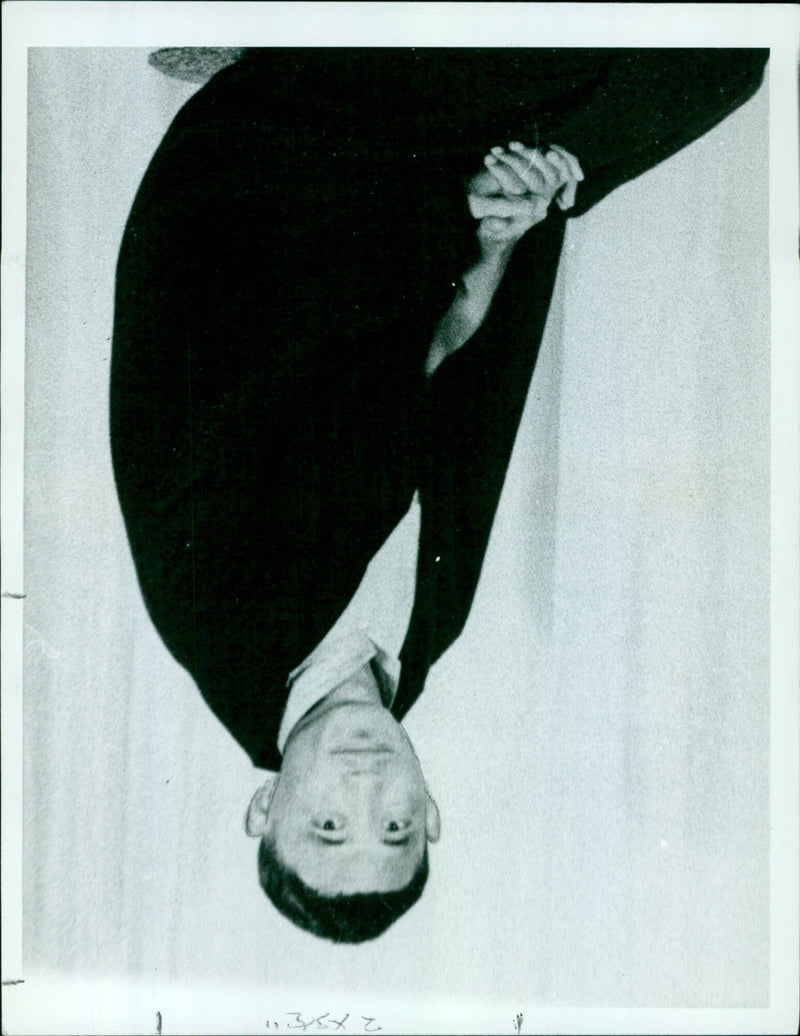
[
  {"xmin": 338, "ymin": 756, "xmax": 391, "ymax": 784},
  {"xmin": 343, "ymin": 759, "xmax": 387, "ymax": 776}
]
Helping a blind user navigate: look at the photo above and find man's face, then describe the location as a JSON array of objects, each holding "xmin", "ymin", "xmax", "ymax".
[{"xmin": 265, "ymin": 700, "xmax": 434, "ymax": 895}]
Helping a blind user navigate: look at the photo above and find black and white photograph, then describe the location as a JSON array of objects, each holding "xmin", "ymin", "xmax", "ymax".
[{"xmin": 2, "ymin": 3, "xmax": 798, "ymax": 1033}]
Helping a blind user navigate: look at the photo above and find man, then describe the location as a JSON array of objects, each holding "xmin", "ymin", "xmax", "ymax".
[
  {"xmin": 111, "ymin": 49, "xmax": 766, "ymax": 941},
  {"xmin": 237, "ymin": 143, "xmax": 578, "ymax": 942}
]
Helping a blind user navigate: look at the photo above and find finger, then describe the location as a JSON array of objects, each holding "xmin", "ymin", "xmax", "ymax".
[
  {"xmin": 542, "ymin": 148, "xmax": 572, "ymax": 185},
  {"xmin": 523, "ymin": 150, "xmax": 562, "ymax": 194},
  {"xmin": 504, "ymin": 143, "xmax": 560, "ymax": 194},
  {"xmin": 479, "ymin": 196, "xmax": 549, "ymax": 239},
  {"xmin": 467, "ymin": 166, "xmax": 504, "ymax": 198},
  {"xmin": 522, "ymin": 195, "xmax": 550, "ymax": 226},
  {"xmin": 469, "ymin": 193, "xmax": 545, "ymax": 220},
  {"xmin": 484, "ymin": 152, "xmax": 532, "ymax": 195},
  {"xmin": 479, "ymin": 214, "xmax": 535, "ymax": 242},
  {"xmin": 556, "ymin": 179, "xmax": 578, "ymax": 211},
  {"xmin": 548, "ymin": 144, "xmax": 585, "ymax": 182},
  {"xmin": 469, "ymin": 193, "xmax": 519, "ymax": 219}
]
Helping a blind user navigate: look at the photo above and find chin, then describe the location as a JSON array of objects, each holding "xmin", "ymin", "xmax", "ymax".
[{"xmin": 324, "ymin": 705, "xmax": 407, "ymax": 745}]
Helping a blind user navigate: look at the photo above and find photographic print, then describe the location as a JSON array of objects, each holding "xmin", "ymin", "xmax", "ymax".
[{"xmin": 3, "ymin": 4, "xmax": 798, "ymax": 1034}]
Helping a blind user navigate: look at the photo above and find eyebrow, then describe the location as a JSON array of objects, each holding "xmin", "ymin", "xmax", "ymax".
[
  {"xmin": 309, "ymin": 832, "xmax": 345, "ymax": 846},
  {"xmin": 307, "ymin": 832, "xmax": 412, "ymax": 849}
]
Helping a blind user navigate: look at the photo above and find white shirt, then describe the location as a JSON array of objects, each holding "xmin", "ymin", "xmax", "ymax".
[{"xmin": 276, "ymin": 493, "xmax": 421, "ymax": 755}]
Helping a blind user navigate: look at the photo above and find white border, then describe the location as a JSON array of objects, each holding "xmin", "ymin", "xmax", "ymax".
[
  {"xmin": 767, "ymin": 20, "xmax": 800, "ymax": 1025},
  {"xmin": 2, "ymin": 4, "xmax": 798, "ymax": 1034},
  {"xmin": 1, "ymin": 0, "xmax": 29, "ymax": 994},
  {"xmin": 0, "ymin": 1, "xmax": 791, "ymax": 48}
]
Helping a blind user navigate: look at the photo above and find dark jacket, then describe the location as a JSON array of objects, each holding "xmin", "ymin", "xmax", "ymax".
[{"xmin": 111, "ymin": 49, "xmax": 767, "ymax": 770}]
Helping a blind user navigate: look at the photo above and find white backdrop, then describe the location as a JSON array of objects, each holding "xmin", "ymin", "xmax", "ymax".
[{"xmin": 22, "ymin": 47, "xmax": 769, "ymax": 1017}]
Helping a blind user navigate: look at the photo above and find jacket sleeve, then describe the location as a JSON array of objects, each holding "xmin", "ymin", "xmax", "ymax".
[{"xmin": 547, "ymin": 49, "xmax": 768, "ymax": 216}]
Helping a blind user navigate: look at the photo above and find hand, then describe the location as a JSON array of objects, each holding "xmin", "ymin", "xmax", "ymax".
[
  {"xmin": 546, "ymin": 144, "xmax": 585, "ymax": 210},
  {"xmin": 466, "ymin": 142, "xmax": 584, "ymax": 246},
  {"xmin": 467, "ymin": 167, "xmax": 550, "ymax": 244},
  {"xmin": 486, "ymin": 142, "xmax": 584, "ymax": 212},
  {"xmin": 426, "ymin": 141, "xmax": 582, "ymax": 375}
]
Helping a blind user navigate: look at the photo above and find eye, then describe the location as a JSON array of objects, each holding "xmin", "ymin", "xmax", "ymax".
[
  {"xmin": 312, "ymin": 815, "xmax": 345, "ymax": 832},
  {"xmin": 384, "ymin": 819, "xmax": 412, "ymax": 834}
]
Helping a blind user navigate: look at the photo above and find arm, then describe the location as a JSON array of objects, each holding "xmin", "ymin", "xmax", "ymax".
[
  {"xmin": 424, "ymin": 146, "xmax": 581, "ymax": 375},
  {"xmin": 396, "ymin": 51, "xmax": 768, "ymax": 714},
  {"xmin": 546, "ymin": 49, "xmax": 768, "ymax": 216}
]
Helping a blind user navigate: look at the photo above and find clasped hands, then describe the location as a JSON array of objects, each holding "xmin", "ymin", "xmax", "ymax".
[
  {"xmin": 424, "ymin": 141, "xmax": 584, "ymax": 376},
  {"xmin": 468, "ymin": 141, "xmax": 584, "ymax": 245}
]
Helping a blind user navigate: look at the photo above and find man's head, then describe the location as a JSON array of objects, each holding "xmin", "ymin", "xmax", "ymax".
[{"xmin": 246, "ymin": 663, "xmax": 440, "ymax": 941}]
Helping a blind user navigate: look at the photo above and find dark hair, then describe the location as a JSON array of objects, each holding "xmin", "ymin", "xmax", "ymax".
[{"xmin": 258, "ymin": 836, "xmax": 429, "ymax": 943}]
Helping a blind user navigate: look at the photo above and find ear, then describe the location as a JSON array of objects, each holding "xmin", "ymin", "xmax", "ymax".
[
  {"xmin": 245, "ymin": 775, "xmax": 278, "ymax": 837},
  {"xmin": 425, "ymin": 790, "xmax": 441, "ymax": 843}
]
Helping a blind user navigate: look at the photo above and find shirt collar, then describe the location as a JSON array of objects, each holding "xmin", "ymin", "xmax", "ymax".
[{"xmin": 277, "ymin": 630, "xmax": 400, "ymax": 755}]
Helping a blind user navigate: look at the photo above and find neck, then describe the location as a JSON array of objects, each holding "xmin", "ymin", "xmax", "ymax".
[
  {"xmin": 326, "ymin": 661, "xmax": 384, "ymax": 706},
  {"xmin": 286, "ymin": 662, "xmax": 384, "ymax": 745}
]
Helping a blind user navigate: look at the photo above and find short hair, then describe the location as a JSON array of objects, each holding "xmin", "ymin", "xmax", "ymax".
[{"xmin": 258, "ymin": 836, "xmax": 429, "ymax": 943}]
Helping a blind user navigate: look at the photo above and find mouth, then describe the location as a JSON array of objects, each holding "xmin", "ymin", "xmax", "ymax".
[{"xmin": 329, "ymin": 745, "xmax": 395, "ymax": 755}]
